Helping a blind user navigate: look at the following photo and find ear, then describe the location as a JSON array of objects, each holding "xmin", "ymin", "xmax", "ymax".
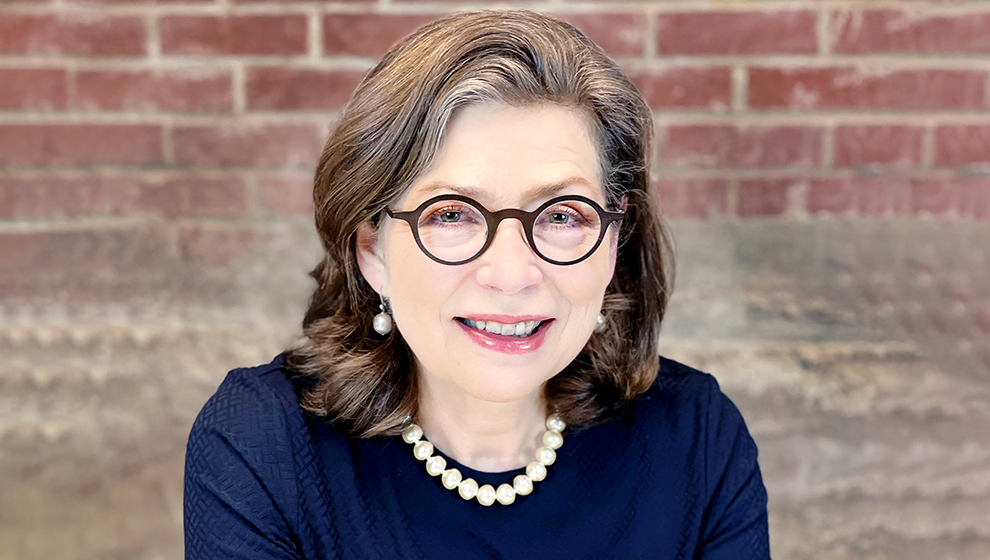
[{"xmin": 355, "ymin": 221, "xmax": 387, "ymax": 295}]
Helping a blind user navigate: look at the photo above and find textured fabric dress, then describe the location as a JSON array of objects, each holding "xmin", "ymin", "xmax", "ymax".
[{"xmin": 184, "ymin": 352, "xmax": 770, "ymax": 559}]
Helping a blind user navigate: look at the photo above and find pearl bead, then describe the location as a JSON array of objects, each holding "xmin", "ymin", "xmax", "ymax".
[
  {"xmin": 476, "ymin": 484, "xmax": 496, "ymax": 506},
  {"xmin": 513, "ymin": 474, "xmax": 533, "ymax": 495},
  {"xmin": 526, "ymin": 461, "xmax": 546, "ymax": 482},
  {"xmin": 426, "ymin": 455, "xmax": 446, "ymax": 476},
  {"xmin": 441, "ymin": 468, "xmax": 462, "ymax": 490},
  {"xmin": 543, "ymin": 430, "xmax": 563, "ymax": 450},
  {"xmin": 401, "ymin": 424, "xmax": 423, "ymax": 444},
  {"xmin": 400, "ymin": 414, "xmax": 568, "ymax": 507},
  {"xmin": 496, "ymin": 483, "xmax": 516, "ymax": 505},
  {"xmin": 458, "ymin": 478, "xmax": 478, "ymax": 500},
  {"xmin": 373, "ymin": 312, "xmax": 392, "ymax": 335},
  {"xmin": 413, "ymin": 440, "xmax": 434, "ymax": 460},
  {"xmin": 535, "ymin": 446, "xmax": 556, "ymax": 466}
]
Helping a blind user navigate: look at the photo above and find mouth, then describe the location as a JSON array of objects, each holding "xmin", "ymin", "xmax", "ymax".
[{"xmin": 454, "ymin": 317, "xmax": 553, "ymax": 338}]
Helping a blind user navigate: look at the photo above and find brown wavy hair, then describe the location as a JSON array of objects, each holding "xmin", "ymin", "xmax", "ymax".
[{"xmin": 283, "ymin": 9, "xmax": 676, "ymax": 438}]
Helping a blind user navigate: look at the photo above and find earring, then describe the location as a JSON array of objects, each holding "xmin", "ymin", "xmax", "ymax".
[
  {"xmin": 373, "ymin": 295, "xmax": 393, "ymax": 335},
  {"xmin": 594, "ymin": 313, "xmax": 606, "ymax": 333}
]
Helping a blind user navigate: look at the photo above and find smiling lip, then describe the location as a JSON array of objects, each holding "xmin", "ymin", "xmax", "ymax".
[
  {"xmin": 455, "ymin": 318, "xmax": 553, "ymax": 355},
  {"xmin": 459, "ymin": 314, "xmax": 552, "ymax": 323}
]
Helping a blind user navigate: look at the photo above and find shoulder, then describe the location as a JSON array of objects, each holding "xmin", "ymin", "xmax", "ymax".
[
  {"xmin": 633, "ymin": 355, "xmax": 755, "ymax": 462},
  {"xmin": 639, "ymin": 354, "xmax": 762, "ymax": 490},
  {"xmin": 635, "ymin": 354, "xmax": 732, "ymax": 420},
  {"xmin": 184, "ymin": 354, "xmax": 311, "ymax": 552},
  {"xmin": 188, "ymin": 352, "xmax": 306, "ymax": 451}
]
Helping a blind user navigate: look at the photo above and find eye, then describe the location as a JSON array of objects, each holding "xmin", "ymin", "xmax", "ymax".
[
  {"xmin": 540, "ymin": 204, "xmax": 588, "ymax": 227},
  {"xmin": 422, "ymin": 203, "xmax": 480, "ymax": 226}
]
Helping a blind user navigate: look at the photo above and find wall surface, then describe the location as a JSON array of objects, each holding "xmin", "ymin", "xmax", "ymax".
[{"xmin": 0, "ymin": 0, "xmax": 988, "ymax": 558}]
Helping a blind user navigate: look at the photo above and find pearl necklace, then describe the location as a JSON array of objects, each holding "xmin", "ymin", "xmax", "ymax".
[{"xmin": 400, "ymin": 414, "xmax": 567, "ymax": 506}]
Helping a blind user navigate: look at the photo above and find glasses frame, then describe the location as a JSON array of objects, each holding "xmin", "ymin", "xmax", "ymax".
[{"xmin": 383, "ymin": 193, "xmax": 625, "ymax": 266}]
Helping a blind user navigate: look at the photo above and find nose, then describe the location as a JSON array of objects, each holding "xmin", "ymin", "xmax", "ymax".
[{"xmin": 475, "ymin": 218, "xmax": 543, "ymax": 293}]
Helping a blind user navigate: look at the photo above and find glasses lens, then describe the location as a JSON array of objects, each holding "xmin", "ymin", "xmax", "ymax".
[
  {"xmin": 533, "ymin": 199, "xmax": 602, "ymax": 262},
  {"xmin": 417, "ymin": 198, "xmax": 487, "ymax": 262}
]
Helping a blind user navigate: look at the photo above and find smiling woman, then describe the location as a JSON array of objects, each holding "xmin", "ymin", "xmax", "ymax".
[{"xmin": 184, "ymin": 9, "xmax": 770, "ymax": 559}]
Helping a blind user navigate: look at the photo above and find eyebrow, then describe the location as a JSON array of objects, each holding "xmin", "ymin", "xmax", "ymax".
[{"xmin": 414, "ymin": 177, "xmax": 598, "ymax": 206}]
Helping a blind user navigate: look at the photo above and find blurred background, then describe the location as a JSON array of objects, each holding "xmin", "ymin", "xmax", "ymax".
[{"xmin": 1, "ymin": 0, "xmax": 988, "ymax": 558}]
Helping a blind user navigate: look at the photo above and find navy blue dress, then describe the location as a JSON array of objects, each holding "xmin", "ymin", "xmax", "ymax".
[{"xmin": 184, "ymin": 353, "xmax": 770, "ymax": 559}]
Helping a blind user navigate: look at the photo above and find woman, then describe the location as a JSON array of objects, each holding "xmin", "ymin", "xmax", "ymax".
[{"xmin": 184, "ymin": 9, "xmax": 769, "ymax": 559}]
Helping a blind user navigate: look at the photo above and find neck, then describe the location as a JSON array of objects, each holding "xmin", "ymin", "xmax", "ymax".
[{"xmin": 415, "ymin": 372, "xmax": 547, "ymax": 473}]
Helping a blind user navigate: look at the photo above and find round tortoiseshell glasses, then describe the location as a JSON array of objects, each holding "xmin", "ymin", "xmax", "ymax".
[{"xmin": 382, "ymin": 194, "xmax": 625, "ymax": 266}]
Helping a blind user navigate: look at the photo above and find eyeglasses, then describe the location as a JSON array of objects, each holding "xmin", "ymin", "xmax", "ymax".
[{"xmin": 382, "ymin": 194, "xmax": 625, "ymax": 266}]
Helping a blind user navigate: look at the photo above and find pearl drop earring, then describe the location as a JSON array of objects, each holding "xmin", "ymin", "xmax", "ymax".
[
  {"xmin": 373, "ymin": 295, "xmax": 393, "ymax": 335},
  {"xmin": 594, "ymin": 313, "xmax": 606, "ymax": 333}
]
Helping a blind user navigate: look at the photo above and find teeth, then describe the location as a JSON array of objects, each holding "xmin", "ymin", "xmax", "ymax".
[{"xmin": 463, "ymin": 318, "xmax": 544, "ymax": 337}]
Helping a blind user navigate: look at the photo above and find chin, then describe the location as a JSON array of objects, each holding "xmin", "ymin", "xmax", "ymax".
[{"xmin": 460, "ymin": 374, "xmax": 546, "ymax": 404}]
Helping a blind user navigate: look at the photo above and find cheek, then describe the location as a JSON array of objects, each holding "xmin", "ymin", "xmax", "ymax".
[
  {"xmin": 556, "ymin": 253, "xmax": 613, "ymax": 311},
  {"xmin": 385, "ymin": 235, "xmax": 460, "ymax": 327}
]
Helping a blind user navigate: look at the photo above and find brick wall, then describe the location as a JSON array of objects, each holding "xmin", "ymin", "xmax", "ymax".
[{"xmin": 1, "ymin": 1, "xmax": 988, "ymax": 558}]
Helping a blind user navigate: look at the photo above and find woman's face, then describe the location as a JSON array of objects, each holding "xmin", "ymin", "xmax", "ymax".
[{"xmin": 358, "ymin": 103, "xmax": 623, "ymax": 405}]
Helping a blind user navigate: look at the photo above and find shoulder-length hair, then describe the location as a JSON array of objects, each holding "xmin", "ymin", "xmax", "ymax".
[{"xmin": 283, "ymin": 9, "xmax": 676, "ymax": 438}]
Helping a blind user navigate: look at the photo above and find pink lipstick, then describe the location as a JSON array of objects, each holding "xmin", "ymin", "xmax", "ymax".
[{"xmin": 454, "ymin": 317, "xmax": 553, "ymax": 355}]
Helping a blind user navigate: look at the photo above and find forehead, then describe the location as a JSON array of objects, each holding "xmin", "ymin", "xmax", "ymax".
[{"xmin": 401, "ymin": 103, "xmax": 603, "ymax": 208}]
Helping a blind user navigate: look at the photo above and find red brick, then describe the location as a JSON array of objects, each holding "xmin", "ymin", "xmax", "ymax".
[
  {"xmin": 322, "ymin": 12, "xmax": 645, "ymax": 57},
  {"xmin": 933, "ymin": 126, "xmax": 990, "ymax": 167},
  {"xmin": 324, "ymin": 13, "xmax": 437, "ymax": 57},
  {"xmin": 808, "ymin": 177, "xmax": 911, "ymax": 216},
  {"xmin": 909, "ymin": 177, "xmax": 990, "ymax": 219},
  {"xmin": 0, "ymin": 230, "xmax": 94, "ymax": 273},
  {"xmin": 653, "ymin": 179, "xmax": 728, "ymax": 219},
  {"xmin": 177, "ymin": 224, "xmax": 277, "ymax": 266},
  {"xmin": 807, "ymin": 178, "xmax": 853, "ymax": 215},
  {"xmin": 0, "ymin": 69, "xmax": 66, "ymax": 110},
  {"xmin": 108, "ymin": 176, "xmax": 248, "ymax": 216},
  {"xmin": 0, "ymin": 224, "xmax": 190, "ymax": 305},
  {"xmin": 555, "ymin": 13, "xmax": 646, "ymax": 57},
  {"xmin": 73, "ymin": 70, "xmax": 232, "ymax": 112},
  {"xmin": 392, "ymin": 0, "xmax": 525, "ymax": 3},
  {"xmin": 834, "ymin": 126, "xmax": 923, "ymax": 168},
  {"xmin": 749, "ymin": 67, "xmax": 986, "ymax": 110},
  {"xmin": 0, "ymin": 15, "xmax": 145, "ymax": 56},
  {"xmin": 629, "ymin": 67, "xmax": 731, "ymax": 110},
  {"xmin": 737, "ymin": 179, "xmax": 795, "ymax": 217},
  {"xmin": 0, "ymin": 226, "xmax": 170, "ymax": 277},
  {"xmin": 246, "ymin": 68, "xmax": 365, "ymax": 111},
  {"xmin": 73, "ymin": 0, "xmax": 211, "ymax": 4},
  {"xmin": 911, "ymin": 178, "xmax": 956, "ymax": 215},
  {"xmin": 0, "ymin": 125, "xmax": 162, "ymax": 165},
  {"xmin": 832, "ymin": 10, "xmax": 990, "ymax": 54},
  {"xmin": 657, "ymin": 11, "xmax": 817, "ymax": 55},
  {"xmin": 172, "ymin": 125, "xmax": 323, "ymax": 167},
  {"xmin": 951, "ymin": 177, "xmax": 990, "ymax": 220},
  {"xmin": 0, "ymin": 176, "xmax": 108, "ymax": 219},
  {"xmin": 161, "ymin": 16, "xmax": 307, "ymax": 56},
  {"xmin": 660, "ymin": 125, "xmax": 821, "ymax": 168},
  {"xmin": 258, "ymin": 172, "xmax": 314, "ymax": 215},
  {"xmin": 239, "ymin": 0, "xmax": 372, "ymax": 2},
  {"xmin": 858, "ymin": 178, "xmax": 912, "ymax": 215}
]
